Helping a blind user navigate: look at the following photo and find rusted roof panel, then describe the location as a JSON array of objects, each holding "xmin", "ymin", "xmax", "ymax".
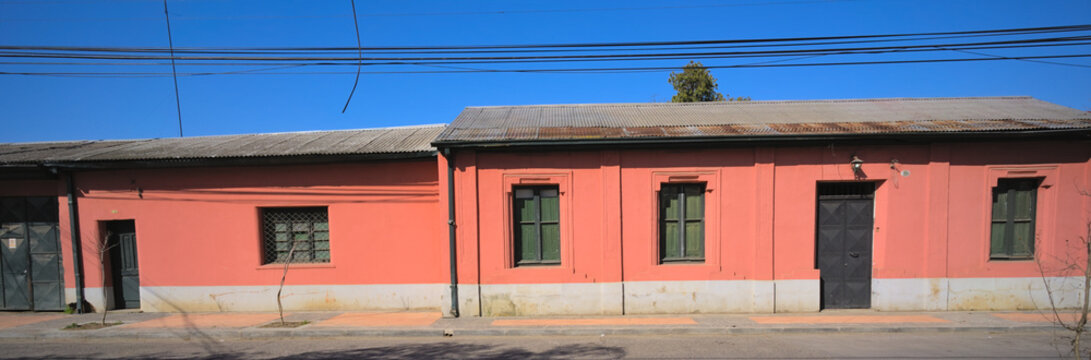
[
  {"xmin": 0, "ymin": 125, "xmax": 444, "ymax": 165},
  {"xmin": 436, "ymin": 97, "xmax": 1091, "ymax": 144}
]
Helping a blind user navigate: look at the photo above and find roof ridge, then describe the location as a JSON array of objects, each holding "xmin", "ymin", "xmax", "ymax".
[
  {"xmin": 5, "ymin": 123, "xmax": 448, "ymax": 145},
  {"xmin": 462, "ymin": 96, "xmax": 1037, "ymax": 109}
]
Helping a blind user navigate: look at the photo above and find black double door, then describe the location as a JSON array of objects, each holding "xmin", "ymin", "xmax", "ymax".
[
  {"xmin": 816, "ymin": 182, "xmax": 875, "ymax": 309},
  {"xmin": 0, "ymin": 197, "xmax": 64, "ymax": 311},
  {"xmin": 106, "ymin": 221, "xmax": 140, "ymax": 309}
]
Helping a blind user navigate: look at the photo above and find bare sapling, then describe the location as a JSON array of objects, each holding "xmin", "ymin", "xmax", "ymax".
[
  {"xmin": 95, "ymin": 231, "xmax": 119, "ymax": 326},
  {"xmin": 276, "ymin": 241, "xmax": 297, "ymax": 325},
  {"xmin": 1038, "ymin": 189, "xmax": 1091, "ymax": 359}
]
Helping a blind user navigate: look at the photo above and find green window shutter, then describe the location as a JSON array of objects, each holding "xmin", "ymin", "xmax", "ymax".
[
  {"xmin": 660, "ymin": 184, "xmax": 705, "ymax": 262},
  {"xmin": 684, "ymin": 222, "xmax": 703, "ymax": 258},
  {"xmin": 989, "ymin": 179, "xmax": 1039, "ymax": 260},
  {"xmin": 660, "ymin": 186, "xmax": 680, "ymax": 260},
  {"xmin": 540, "ymin": 189, "xmax": 560, "ymax": 261},
  {"xmin": 512, "ymin": 186, "xmax": 561, "ymax": 265}
]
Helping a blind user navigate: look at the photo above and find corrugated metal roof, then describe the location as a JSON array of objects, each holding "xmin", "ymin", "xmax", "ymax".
[
  {"xmin": 0, "ymin": 124, "xmax": 445, "ymax": 165},
  {"xmin": 434, "ymin": 97, "xmax": 1091, "ymax": 144}
]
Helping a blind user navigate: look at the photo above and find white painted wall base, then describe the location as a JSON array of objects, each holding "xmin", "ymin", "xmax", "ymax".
[
  {"xmin": 478, "ymin": 283, "xmax": 623, "ymax": 316},
  {"xmin": 947, "ymin": 277, "xmax": 1083, "ymax": 311},
  {"xmin": 624, "ymin": 280, "xmax": 775, "ymax": 314},
  {"xmin": 68, "ymin": 287, "xmax": 115, "ymax": 312},
  {"xmin": 774, "ymin": 280, "xmax": 820, "ymax": 312},
  {"xmin": 454, "ymin": 284, "xmax": 481, "ymax": 317},
  {"xmin": 61, "ymin": 276, "xmax": 1085, "ymax": 314},
  {"xmin": 872, "ymin": 278, "xmax": 949, "ymax": 311},
  {"xmin": 139, "ymin": 284, "xmax": 448, "ymax": 313}
]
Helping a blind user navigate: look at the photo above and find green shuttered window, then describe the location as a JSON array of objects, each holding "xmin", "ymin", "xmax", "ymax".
[
  {"xmin": 990, "ymin": 178, "xmax": 1039, "ymax": 260},
  {"xmin": 262, "ymin": 207, "xmax": 330, "ymax": 264},
  {"xmin": 660, "ymin": 183, "xmax": 705, "ymax": 263},
  {"xmin": 513, "ymin": 186, "xmax": 560, "ymax": 266}
]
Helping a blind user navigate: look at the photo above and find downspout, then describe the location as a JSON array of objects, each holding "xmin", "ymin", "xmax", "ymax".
[
  {"xmin": 64, "ymin": 172, "xmax": 86, "ymax": 313},
  {"xmin": 444, "ymin": 148, "xmax": 460, "ymax": 317}
]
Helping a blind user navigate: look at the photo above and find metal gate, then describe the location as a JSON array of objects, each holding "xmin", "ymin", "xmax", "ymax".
[
  {"xmin": 0, "ymin": 197, "xmax": 64, "ymax": 311},
  {"xmin": 816, "ymin": 182, "xmax": 874, "ymax": 309}
]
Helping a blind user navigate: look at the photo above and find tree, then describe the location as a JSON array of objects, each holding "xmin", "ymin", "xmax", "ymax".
[
  {"xmin": 668, "ymin": 61, "xmax": 750, "ymax": 102},
  {"xmin": 1037, "ymin": 189, "xmax": 1091, "ymax": 359},
  {"xmin": 276, "ymin": 242, "xmax": 297, "ymax": 326},
  {"xmin": 95, "ymin": 231, "xmax": 118, "ymax": 326}
]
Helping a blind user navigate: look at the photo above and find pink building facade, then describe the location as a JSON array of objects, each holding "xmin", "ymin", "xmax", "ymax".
[
  {"xmin": 0, "ymin": 97, "xmax": 1089, "ymax": 316},
  {"xmin": 435, "ymin": 97, "xmax": 1091, "ymax": 315},
  {"xmin": 442, "ymin": 141, "xmax": 1091, "ymax": 315}
]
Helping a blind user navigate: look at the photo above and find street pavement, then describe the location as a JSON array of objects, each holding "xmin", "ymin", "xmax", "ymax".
[
  {"xmin": 0, "ymin": 309, "xmax": 1074, "ymax": 339},
  {"xmin": 0, "ymin": 331, "xmax": 1074, "ymax": 359}
]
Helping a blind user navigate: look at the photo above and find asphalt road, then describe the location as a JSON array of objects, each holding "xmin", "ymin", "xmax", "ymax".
[{"xmin": 0, "ymin": 331, "xmax": 1077, "ymax": 359}]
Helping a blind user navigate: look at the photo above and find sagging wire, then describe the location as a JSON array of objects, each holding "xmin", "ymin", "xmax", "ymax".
[{"xmin": 341, "ymin": 0, "xmax": 362, "ymax": 113}]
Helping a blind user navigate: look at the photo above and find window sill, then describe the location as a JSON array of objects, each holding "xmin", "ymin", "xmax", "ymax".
[
  {"xmin": 659, "ymin": 259, "xmax": 706, "ymax": 265},
  {"xmin": 514, "ymin": 262, "xmax": 562, "ymax": 268},
  {"xmin": 988, "ymin": 257, "xmax": 1034, "ymax": 262},
  {"xmin": 256, "ymin": 263, "xmax": 335, "ymax": 270}
]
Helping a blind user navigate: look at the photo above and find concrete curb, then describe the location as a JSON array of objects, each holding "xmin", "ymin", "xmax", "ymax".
[{"xmin": 0, "ymin": 323, "xmax": 1060, "ymax": 340}]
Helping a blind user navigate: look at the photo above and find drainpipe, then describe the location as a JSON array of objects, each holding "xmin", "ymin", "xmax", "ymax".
[
  {"xmin": 64, "ymin": 172, "xmax": 86, "ymax": 314},
  {"xmin": 444, "ymin": 148, "xmax": 460, "ymax": 317}
]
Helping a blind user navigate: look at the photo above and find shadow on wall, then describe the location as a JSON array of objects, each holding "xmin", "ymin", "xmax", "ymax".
[{"xmin": 4, "ymin": 343, "xmax": 627, "ymax": 360}]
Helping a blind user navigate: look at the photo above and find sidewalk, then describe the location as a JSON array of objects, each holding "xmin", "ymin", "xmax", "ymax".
[{"xmin": 0, "ymin": 309, "xmax": 1073, "ymax": 340}]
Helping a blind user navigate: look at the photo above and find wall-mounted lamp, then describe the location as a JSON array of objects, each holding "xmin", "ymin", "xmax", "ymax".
[{"xmin": 850, "ymin": 155, "xmax": 864, "ymax": 172}]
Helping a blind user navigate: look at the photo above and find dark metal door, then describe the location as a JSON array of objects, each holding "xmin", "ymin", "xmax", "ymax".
[
  {"xmin": 0, "ymin": 198, "xmax": 31, "ymax": 310},
  {"xmin": 816, "ymin": 182, "xmax": 874, "ymax": 309},
  {"xmin": 26, "ymin": 198, "xmax": 63, "ymax": 311},
  {"xmin": 108, "ymin": 221, "xmax": 140, "ymax": 309},
  {"xmin": 0, "ymin": 197, "xmax": 62, "ymax": 311}
]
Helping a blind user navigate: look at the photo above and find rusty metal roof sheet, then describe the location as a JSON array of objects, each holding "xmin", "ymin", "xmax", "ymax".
[
  {"xmin": 0, "ymin": 124, "xmax": 445, "ymax": 165},
  {"xmin": 434, "ymin": 97, "xmax": 1091, "ymax": 145}
]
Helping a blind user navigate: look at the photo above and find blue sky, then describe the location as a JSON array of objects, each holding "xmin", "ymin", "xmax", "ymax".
[{"xmin": 1, "ymin": 0, "xmax": 1089, "ymax": 142}]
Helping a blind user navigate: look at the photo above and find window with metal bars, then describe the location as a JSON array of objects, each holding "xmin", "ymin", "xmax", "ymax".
[
  {"xmin": 990, "ymin": 178, "xmax": 1040, "ymax": 260},
  {"xmin": 261, "ymin": 207, "xmax": 330, "ymax": 264},
  {"xmin": 512, "ymin": 186, "xmax": 560, "ymax": 266},
  {"xmin": 659, "ymin": 183, "xmax": 705, "ymax": 263}
]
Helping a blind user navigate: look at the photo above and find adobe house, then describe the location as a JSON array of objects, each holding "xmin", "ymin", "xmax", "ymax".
[
  {"xmin": 433, "ymin": 97, "xmax": 1091, "ymax": 316},
  {"xmin": 0, "ymin": 125, "xmax": 455, "ymax": 313},
  {"xmin": 0, "ymin": 96, "xmax": 1089, "ymax": 316}
]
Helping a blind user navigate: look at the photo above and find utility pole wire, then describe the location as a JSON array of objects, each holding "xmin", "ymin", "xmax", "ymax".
[
  {"xmin": 340, "ymin": 0, "xmax": 362, "ymax": 113},
  {"xmin": 162, "ymin": 0, "xmax": 183, "ymax": 137},
  {"xmin": 3, "ymin": 54, "xmax": 1089, "ymax": 77}
]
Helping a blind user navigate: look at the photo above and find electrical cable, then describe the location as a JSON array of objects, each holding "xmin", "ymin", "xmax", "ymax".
[
  {"xmin": 340, "ymin": 0, "xmax": 362, "ymax": 113},
  {"xmin": 3, "ymin": 54, "xmax": 1088, "ymax": 77}
]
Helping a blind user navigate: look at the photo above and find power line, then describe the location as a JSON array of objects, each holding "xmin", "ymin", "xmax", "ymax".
[
  {"xmin": 4, "ymin": 24, "xmax": 1087, "ymax": 52},
  {"xmin": 341, "ymin": 0, "xmax": 361, "ymax": 113},
  {"xmin": 2, "ymin": 36, "xmax": 1086, "ymax": 62},
  {"xmin": 162, "ymin": 0, "xmax": 183, "ymax": 137},
  {"xmin": 3, "ymin": 54, "xmax": 1089, "ymax": 77},
  {"xmin": 4, "ymin": 40, "xmax": 1089, "ymax": 68},
  {"xmin": 0, "ymin": 0, "xmax": 868, "ymax": 20},
  {"xmin": 5, "ymin": 27, "xmax": 1085, "ymax": 56}
]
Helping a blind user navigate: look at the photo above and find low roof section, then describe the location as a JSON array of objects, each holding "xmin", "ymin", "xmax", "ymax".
[
  {"xmin": 433, "ymin": 97, "xmax": 1091, "ymax": 148},
  {"xmin": 0, "ymin": 124, "xmax": 446, "ymax": 172}
]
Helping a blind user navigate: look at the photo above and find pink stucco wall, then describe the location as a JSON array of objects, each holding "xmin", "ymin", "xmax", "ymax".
[
  {"xmin": 43, "ymin": 159, "xmax": 447, "ymax": 294},
  {"xmin": 2, "ymin": 138, "xmax": 1088, "ymax": 313},
  {"xmin": 451, "ymin": 140, "xmax": 1091, "ymax": 287}
]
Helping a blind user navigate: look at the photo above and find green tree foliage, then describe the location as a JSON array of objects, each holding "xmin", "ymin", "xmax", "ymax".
[{"xmin": 668, "ymin": 61, "xmax": 750, "ymax": 102}]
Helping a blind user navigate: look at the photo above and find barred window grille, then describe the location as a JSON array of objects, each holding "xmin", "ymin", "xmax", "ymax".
[{"xmin": 261, "ymin": 207, "xmax": 330, "ymax": 264}]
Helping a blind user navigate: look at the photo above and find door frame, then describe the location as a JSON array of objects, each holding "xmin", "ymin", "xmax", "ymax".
[
  {"xmin": 102, "ymin": 220, "xmax": 140, "ymax": 310},
  {"xmin": 815, "ymin": 181, "xmax": 877, "ymax": 310}
]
